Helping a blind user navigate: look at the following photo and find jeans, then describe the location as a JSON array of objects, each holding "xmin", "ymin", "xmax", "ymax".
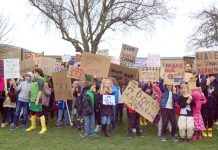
[
  {"xmin": 128, "ymin": 112, "xmax": 140, "ymax": 134},
  {"xmin": 14, "ymin": 101, "xmax": 29, "ymax": 126},
  {"xmin": 115, "ymin": 104, "xmax": 124, "ymax": 124},
  {"xmin": 84, "ymin": 113, "xmax": 95, "ymax": 136},
  {"xmin": 57, "ymin": 109, "xmax": 69, "ymax": 126},
  {"xmin": 101, "ymin": 116, "xmax": 111, "ymax": 125}
]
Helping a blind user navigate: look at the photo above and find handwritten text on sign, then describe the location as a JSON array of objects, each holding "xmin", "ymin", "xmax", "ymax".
[
  {"xmin": 119, "ymin": 44, "xmax": 138, "ymax": 67},
  {"xmin": 103, "ymin": 95, "xmax": 116, "ymax": 105},
  {"xmin": 52, "ymin": 71, "xmax": 73, "ymax": 100},
  {"xmin": 196, "ymin": 51, "xmax": 218, "ymax": 74},
  {"xmin": 4, "ymin": 59, "xmax": 20, "ymax": 79},
  {"xmin": 139, "ymin": 68, "xmax": 160, "ymax": 83},
  {"xmin": 20, "ymin": 60, "xmax": 35, "ymax": 75},
  {"xmin": 121, "ymin": 81, "xmax": 160, "ymax": 122},
  {"xmin": 147, "ymin": 54, "xmax": 160, "ymax": 67},
  {"xmin": 67, "ymin": 65, "xmax": 85, "ymax": 80}
]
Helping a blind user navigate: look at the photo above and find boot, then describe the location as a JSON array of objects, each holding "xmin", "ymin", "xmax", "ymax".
[
  {"xmin": 202, "ymin": 130, "xmax": 208, "ymax": 137},
  {"xmin": 95, "ymin": 125, "xmax": 101, "ymax": 133},
  {"xmin": 208, "ymin": 128, "xmax": 213, "ymax": 138},
  {"xmin": 139, "ymin": 117, "xmax": 143, "ymax": 125},
  {"xmin": 105, "ymin": 125, "xmax": 110, "ymax": 137},
  {"xmin": 39, "ymin": 116, "xmax": 47, "ymax": 134},
  {"xmin": 26, "ymin": 115, "xmax": 36, "ymax": 132}
]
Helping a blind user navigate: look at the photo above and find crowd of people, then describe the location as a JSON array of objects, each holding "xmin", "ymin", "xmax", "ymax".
[{"xmin": 0, "ymin": 62, "xmax": 218, "ymax": 143}]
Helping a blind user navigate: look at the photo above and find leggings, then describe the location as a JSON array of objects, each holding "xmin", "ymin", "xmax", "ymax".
[
  {"xmin": 201, "ymin": 108, "xmax": 215, "ymax": 128},
  {"xmin": 30, "ymin": 111, "xmax": 43, "ymax": 117}
]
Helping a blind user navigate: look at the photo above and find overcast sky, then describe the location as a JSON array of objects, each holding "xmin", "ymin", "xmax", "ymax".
[{"xmin": 0, "ymin": 0, "xmax": 217, "ymax": 58}]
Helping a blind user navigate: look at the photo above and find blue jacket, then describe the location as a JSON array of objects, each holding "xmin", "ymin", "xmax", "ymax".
[
  {"xmin": 112, "ymin": 86, "xmax": 119, "ymax": 104},
  {"xmin": 56, "ymin": 100, "xmax": 67, "ymax": 110}
]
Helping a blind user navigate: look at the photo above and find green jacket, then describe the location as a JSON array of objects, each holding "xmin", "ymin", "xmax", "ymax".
[{"xmin": 30, "ymin": 76, "xmax": 45, "ymax": 102}]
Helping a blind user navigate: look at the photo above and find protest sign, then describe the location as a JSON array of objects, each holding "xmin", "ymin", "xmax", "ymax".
[
  {"xmin": 4, "ymin": 59, "xmax": 20, "ymax": 79},
  {"xmin": 108, "ymin": 63, "xmax": 138, "ymax": 80},
  {"xmin": 67, "ymin": 65, "xmax": 85, "ymax": 80},
  {"xmin": 134, "ymin": 57, "xmax": 147, "ymax": 68},
  {"xmin": 80, "ymin": 53, "xmax": 111, "ymax": 78},
  {"xmin": 163, "ymin": 59, "xmax": 185, "ymax": 84},
  {"xmin": 188, "ymin": 78, "xmax": 197, "ymax": 90},
  {"xmin": 164, "ymin": 73, "xmax": 174, "ymax": 85},
  {"xmin": 121, "ymin": 80, "xmax": 160, "ymax": 122},
  {"xmin": 35, "ymin": 57, "xmax": 57, "ymax": 76},
  {"xmin": 62, "ymin": 55, "xmax": 71, "ymax": 62},
  {"xmin": 195, "ymin": 51, "xmax": 218, "ymax": 74},
  {"xmin": 52, "ymin": 71, "xmax": 73, "ymax": 100},
  {"xmin": 119, "ymin": 44, "xmax": 138, "ymax": 67},
  {"xmin": 103, "ymin": 95, "xmax": 115, "ymax": 105},
  {"xmin": 0, "ymin": 60, "xmax": 3, "ymax": 76},
  {"xmin": 25, "ymin": 52, "xmax": 43, "ymax": 60},
  {"xmin": 20, "ymin": 60, "xmax": 35, "ymax": 75},
  {"xmin": 147, "ymin": 54, "xmax": 160, "ymax": 67},
  {"xmin": 97, "ymin": 49, "xmax": 109, "ymax": 56},
  {"xmin": 139, "ymin": 67, "xmax": 160, "ymax": 83}
]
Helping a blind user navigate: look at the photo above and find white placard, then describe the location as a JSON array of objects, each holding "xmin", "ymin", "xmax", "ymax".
[
  {"xmin": 147, "ymin": 53, "xmax": 160, "ymax": 67},
  {"xmin": 103, "ymin": 95, "xmax": 115, "ymax": 105},
  {"xmin": 97, "ymin": 49, "xmax": 109, "ymax": 56},
  {"xmin": 4, "ymin": 59, "xmax": 20, "ymax": 79},
  {"xmin": 62, "ymin": 55, "xmax": 71, "ymax": 62}
]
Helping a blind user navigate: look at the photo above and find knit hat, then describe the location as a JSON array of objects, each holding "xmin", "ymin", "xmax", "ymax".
[{"xmin": 25, "ymin": 72, "xmax": 33, "ymax": 79}]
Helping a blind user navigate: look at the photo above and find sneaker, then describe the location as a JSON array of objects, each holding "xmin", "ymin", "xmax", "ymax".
[
  {"xmin": 171, "ymin": 136, "xmax": 178, "ymax": 142},
  {"xmin": 10, "ymin": 124, "xmax": 18, "ymax": 130},
  {"xmin": 161, "ymin": 136, "xmax": 167, "ymax": 142},
  {"xmin": 128, "ymin": 133, "xmax": 133, "ymax": 139},
  {"xmin": 91, "ymin": 134, "xmax": 98, "ymax": 138},
  {"xmin": 132, "ymin": 128, "xmax": 136, "ymax": 133}
]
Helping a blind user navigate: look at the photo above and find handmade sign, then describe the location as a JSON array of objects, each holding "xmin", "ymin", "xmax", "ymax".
[
  {"xmin": 4, "ymin": 59, "xmax": 20, "ymax": 79},
  {"xmin": 188, "ymin": 78, "xmax": 198, "ymax": 90},
  {"xmin": 108, "ymin": 63, "xmax": 138, "ymax": 80},
  {"xmin": 163, "ymin": 59, "xmax": 185, "ymax": 84},
  {"xmin": 119, "ymin": 44, "xmax": 138, "ymax": 67},
  {"xmin": 164, "ymin": 73, "xmax": 174, "ymax": 85},
  {"xmin": 139, "ymin": 67, "xmax": 160, "ymax": 83},
  {"xmin": 80, "ymin": 53, "xmax": 111, "ymax": 78},
  {"xmin": 97, "ymin": 49, "xmax": 109, "ymax": 56},
  {"xmin": 121, "ymin": 80, "xmax": 160, "ymax": 122},
  {"xmin": 195, "ymin": 51, "xmax": 218, "ymax": 74},
  {"xmin": 147, "ymin": 54, "xmax": 160, "ymax": 67},
  {"xmin": 67, "ymin": 65, "xmax": 85, "ymax": 80},
  {"xmin": 134, "ymin": 57, "xmax": 147, "ymax": 68},
  {"xmin": 52, "ymin": 71, "xmax": 73, "ymax": 100},
  {"xmin": 0, "ymin": 60, "xmax": 3, "ymax": 76},
  {"xmin": 103, "ymin": 95, "xmax": 115, "ymax": 105},
  {"xmin": 62, "ymin": 55, "xmax": 71, "ymax": 62},
  {"xmin": 25, "ymin": 52, "xmax": 43, "ymax": 60},
  {"xmin": 20, "ymin": 60, "xmax": 35, "ymax": 75},
  {"xmin": 35, "ymin": 57, "xmax": 57, "ymax": 76},
  {"xmin": 184, "ymin": 73, "xmax": 193, "ymax": 83}
]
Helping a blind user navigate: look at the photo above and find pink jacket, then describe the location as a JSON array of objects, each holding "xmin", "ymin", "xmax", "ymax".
[{"xmin": 192, "ymin": 91, "xmax": 207, "ymax": 115}]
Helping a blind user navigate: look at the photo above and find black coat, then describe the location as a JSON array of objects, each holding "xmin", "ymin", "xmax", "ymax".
[
  {"xmin": 82, "ymin": 94, "xmax": 93, "ymax": 116},
  {"xmin": 96, "ymin": 94, "xmax": 113, "ymax": 116}
]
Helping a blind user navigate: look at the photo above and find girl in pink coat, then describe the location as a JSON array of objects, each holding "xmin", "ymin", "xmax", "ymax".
[{"xmin": 192, "ymin": 90, "xmax": 207, "ymax": 140}]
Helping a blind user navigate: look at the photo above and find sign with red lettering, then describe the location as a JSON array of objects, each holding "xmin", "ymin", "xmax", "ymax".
[
  {"xmin": 67, "ymin": 65, "xmax": 85, "ymax": 80},
  {"xmin": 139, "ymin": 67, "xmax": 160, "ymax": 83},
  {"xmin": 80, "ymin": 53, "xmax": 111, "ymax": 78},
  {"xmin": 121, "ymin": 80, "xmax": 160, "ymax": 122},
  {"xmin": 195, "ymin": 51, "xmax": 218, "ymax": 74},
  {"xmin": 119, "ymin": 44, "xmax": 138, "ymax": 67},
  {"xmin": 52, "ymin": 71, "xmax": 73, "ymax": 100}
]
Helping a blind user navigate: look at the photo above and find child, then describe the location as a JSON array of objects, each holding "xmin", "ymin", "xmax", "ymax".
[
  {"xmin": 192, "ymin": 89, "xmax": 207, "ymax": 140},
  {"xmin": 56, "ymin": 100, "xmax": 69, "ymax": 127},
  {"xmin": 82, "ymin": 82, "xmax": 97, "ymax": 138},
  {"xmin": 177, "ymin": 85, "xmax": 195, "ymax": 142},
  {"xmin": 42, "ymin": 83, "xmax": 51, "ymax": 125}
]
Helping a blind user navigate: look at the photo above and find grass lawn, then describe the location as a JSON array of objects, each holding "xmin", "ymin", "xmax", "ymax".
[{"xmin": 0, "ymin": 116, "xmax": 218, "ymax": 150}]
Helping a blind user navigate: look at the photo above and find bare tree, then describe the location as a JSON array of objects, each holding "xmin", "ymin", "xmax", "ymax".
[
  {"xmin": 0, "ymin": 14, "xmax": 13, "ymax": 46},
  {"xmin": 187, "ymin": 5, "xmax": 218, "ymax": 52},
  {"xmin": 29, "ymin": 0, "xmax": 171, "ymax": 53}
]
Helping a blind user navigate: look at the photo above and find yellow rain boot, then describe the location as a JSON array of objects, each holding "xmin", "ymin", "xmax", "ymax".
[
  {"xmin": 208, "ymin": 128, "xmax": 213, "ymax": 138},
  {"xmin": 143, "ymin": 118, "xmax": 147, "ymax": 126},
  {"xmin": 39, "ymin": 116, "xmax": 47, "ymax": 134},
  {"xmin": 26, "ymin": 115, "xmax": 36, "ymax": 132},
  {"xmin": 202, "ymin": 130, "xmax": 208, "ymax": 137},
  {"xmin": 139, "ymin": 116, "xmax": 144, "ymax": 125}
]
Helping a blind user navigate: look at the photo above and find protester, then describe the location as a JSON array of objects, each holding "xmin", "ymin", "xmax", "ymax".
[
  {"xmin": 177, "ymin": 85, "xmax": 195, "ymax": 142},
  {"xmin": 82, "ymin": 82, "xmax": 97, "ymax": 138},
  {"xmin": 192, "ymin": 89, "xmax": 207, "ymax": 140},
  {"xmin": 42, "ymin": 82, "xmax": 52, "ymax": 124},
  {"xmin": 26, "ymin": 68, "xmax": 47, "ymax": 134},
  {"xmin": 11, "ymin": 72, "xmax": 33, "ymax": 130},
  {"xmin": 56, "ymin": 100, "xmax": 70, "ymax": 127}
]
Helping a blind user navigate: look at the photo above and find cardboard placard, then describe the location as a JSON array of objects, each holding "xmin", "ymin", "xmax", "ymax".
[
  {"xmin": 52, "ymin": 71, "xmax": 73, "ymax": 100},
  {"xmin": 103, "ymin": 95, "xmax": 115, "ymax": 105},
  {"xmin": 184, "ymin": 73, "xmax": 193, "ymax": 83},
  {"xmin": 62, "ymin": 55, "xmax": 71, "ymax": 62},
  {"xmin": 4, "ymin": 59, "xmax": 20, "ymax": 79},
  {"xmin": 0, "ymin": 60, "xmax": 4, "ymax": 76},
  {"xmin": 163, "ymin": 60, "xmax": 185, "ymax": 84},
  {"xmin": 195, "ymin": 51, "xmax": 218, "ymax": 74},
  {"xmin": 188, "ymin": 78, "xmax": 197, "ymax": 90},
  {"xmin": 134, "ymin": 57, "xmax": 147, "ymax": 68},
  {"xmin": 67, "ymin": 65, "xmax": 85, "ymax": 80},
  {"xmin": 164, "ymin": 73, "xmax": 174, "ymax": 85},
  {"xmin": 97, "ymin": 49, "xmax": 109, "ymax": 56},
  {"xmin": 147, "ymin": 54, "xmax": 160, "ymax": 67},
  {"xmin": 80, "ymin": 53, "xmax": 111, "ymax": 78},
  {"xmin": 119, "ymin": 44, "xmax": 138, "ymax": 67},
  {"xmin": 139, "ymin": 67, "xmax": 160, "ymax": 83},
  {"xmin": 20, "ymin": 60, "xmax": 35, "ymax": 76},
  {"xmin": 35, "ymin": 57, "xmax": 57, "ymax": 76},
  {"xmin": 25, "ymin": 52, "xmax": 43, "ymax": 60},
  {"xmin": 108, "ymin": 63, "xmax": 138, "ymax": 80},
  {"xmin": 121, "ymin": 80, "xmax": 160, "ymax": 123}
]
